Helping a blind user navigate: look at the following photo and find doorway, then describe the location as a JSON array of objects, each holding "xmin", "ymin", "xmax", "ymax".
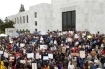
[{"xmin": 62, "ymin": 10, "xmax": 76, "ymax": 31}]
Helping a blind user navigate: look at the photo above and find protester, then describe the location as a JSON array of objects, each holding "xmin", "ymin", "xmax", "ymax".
[{"xmin": 0, "ymin": 30, "xmax": 105, "ymax": 69}]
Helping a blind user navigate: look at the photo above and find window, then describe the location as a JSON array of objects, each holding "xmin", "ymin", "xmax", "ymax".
[
  {"xmin": 27, "ymin": 15, "xmax": 28, "ymax": 23},
  {"xmin": 35, "ymin": 29, "xmax": 37, "ymax": 32},
  {"xmin": 17, "ymin": 17, "xmax": 19, "ymax": 23},
  {"xmin": 15, "ymin": 18, "xmax": 16, "ymax": 23},
  {"xmin": 23, "ymin": 16, "xmax": 25, "ymax": 23},
  {"xmin": 35, "ymin": 12, "xmax": 37, "ymax": 18},
  {"xmin": 20, "ymin": 17, "xmax": 22, "ymax": 23},
  {"xmin": 35, "ymin": 21, "xmax": 37, "ymax": 26}
]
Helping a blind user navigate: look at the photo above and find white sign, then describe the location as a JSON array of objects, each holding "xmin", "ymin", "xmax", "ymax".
[
  {"xmin": 80, "ymin": 51, "xmax": 85, "ymax": 58},
  {"xmin": 10, "ymin": 57, "xmax": 14, "ymax": 60},
  {"xmin": 74, "ymin": 34, "xmax": 79, "ymax": 39},
  {"xmin": 48, "ymin": 54, "xmax": 53, "ymax": 59},
  {"xmin": 43, "ymin": 56, "xmax": 49, "ymax": 60},
  {"xmin": 10, "ymin": 40, "xmax": 13, "ymax": 43},
  {"xmin": 32, "ymin": 63, "xmax": 37, "ymax": 69},
  {"xmin": 20, "ymin": 60, "xmax": 26, "ymax": 63},
  {"xmin": 40, "ymin": 45, "xmax": 47, "ymax": 50},
  {"xmin": 40, "ymin": 31, "xmax": 47, "ymax": 35},
  {"xmin": 4, "ymin": 52, "xmax": 8, "ymax": 58},
  {"xmin": 0, "ymin": 51, "xmax": 3, "ymax": 54},
  {"xmin": 27, "ymin": 53, "xmax": 34, "ymax": 58},
  {"xmin": 36, "ymin": 53, "xmax": 41, "ymax": 59},
  {"xmin": 20, "ymin": 43, "xmax": 25, "ymax": 47}
]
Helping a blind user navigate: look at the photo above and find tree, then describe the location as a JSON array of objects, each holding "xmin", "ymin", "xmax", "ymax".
[
  {"xmin": 0, "ymin": 19, "xmax": 4, "ymax": 33},
  {"xmin": 0, "ymin": 20, "xmax": 15, "ymax": 34}
]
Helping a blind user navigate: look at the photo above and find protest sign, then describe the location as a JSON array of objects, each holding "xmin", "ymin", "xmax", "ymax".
[
  {"xmin": 40, "ymin": 45, "xmax": 47, "ymax": 50},
  {"xmin": 87, "ymin": 35, "xmax": 92, "ymax": 39},
  {"xmin": 27, "ymin": 53, "xmax": 34, "ymax": 58},
  {"xmin": 0, "ymin": 51, "xmax": 3, "ymax": 54},
  {"xmin": 74, "ymin": 34, "xmax": 79, "ymax": 38},
  {"xmin": 48, "ymin": 54, "xmax": 53, "ymax": 59},
  {"xmin": 80, "ymin": 51, "xmax": 85, "ymax": 58},
  {"xmin": 32, "ymin": 63, "xmax": 37, "ymax": 69},
  {"xmin": 20, "ymin": 60, "xmax": 26, "ymax": 63},
  {"xmin": 43, "ymin": 56, "xmax": 49, "ymax": 60},
  {"xmin": 4, "ymin": 52, "xmax": 8, "ymax": 58},
  {"xmin": 36, "ymin": 53, "xmax": 41, "ymax": 59},
  {"xmin": 62, "ymin": 47, "xmax": 66, "ymax": 53},
  {"xmin": 10, "ymin": 57, "xmax": 15, "ymax": 61},
  {"xmin": 20, "ymin": 43, "xmax": 25, "ymax": 47}
]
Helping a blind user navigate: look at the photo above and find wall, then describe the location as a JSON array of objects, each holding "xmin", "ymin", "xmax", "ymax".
[
  {"xmin": 8, "ymin": 3, "xmax": 52, "ymax": 33},
  {"xmin": 29, "ymin": 3, "xmax": 52, "ymax": 33},
  {"xmin": 8, "ymin": 11, "xmax": 30, "ymax": 31},
  {"xmin": 8, "ymin": 0, "xmax": 105, "ymax": 34},
  {"xmin": 5, "ymin": 28, "xmax": 18, "ymax": 38},
  {"xmin": 52, "ymin": 0, "xmax": 105, "ymax": 34},
  {"xmin": 76, "ymin": 0, "xmax": 105, "ymax": 34}
]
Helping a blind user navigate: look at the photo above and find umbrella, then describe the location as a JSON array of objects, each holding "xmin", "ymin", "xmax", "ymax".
[{"xmin": 0, "ymin": 34, "xmax": 7, "ymax": 37}]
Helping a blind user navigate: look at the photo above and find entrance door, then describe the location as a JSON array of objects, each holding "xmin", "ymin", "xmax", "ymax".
[{"xmin": 62, "ymin": 10, "xmax": 76, "ymax": 31}]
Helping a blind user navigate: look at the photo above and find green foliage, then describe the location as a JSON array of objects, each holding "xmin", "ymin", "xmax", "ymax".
[{"xmin": 0, "ymin": 19, "xmax": 15, "ymax": 34}]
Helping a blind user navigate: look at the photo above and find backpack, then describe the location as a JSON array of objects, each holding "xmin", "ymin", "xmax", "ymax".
[
  {"xmin": 102, "ymin": 50, "xmax": 105, "ymax": 55},
  {"xmin": 89, "ymin": 63, "xmax": 94, "ymax": 69}
]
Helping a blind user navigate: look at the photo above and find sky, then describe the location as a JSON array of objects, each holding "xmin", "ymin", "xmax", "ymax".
[{"xmin": 0, "ymin": 0, "xmax": 51, "ymax": 20}]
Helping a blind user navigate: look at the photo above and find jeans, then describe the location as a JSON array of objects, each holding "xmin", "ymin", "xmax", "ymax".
[
  {"xmin": 80, "ymin": 67, "xmax": 83, "ymax": 69},
  {"xmin": 102, "ymin": 63, "xmax": 104, "ymax": 69}
]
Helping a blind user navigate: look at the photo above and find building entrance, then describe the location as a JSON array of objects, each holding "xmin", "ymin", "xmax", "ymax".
[{"xmin": 62, "ymin": 10, "xmax": 76, "ymax": 31}]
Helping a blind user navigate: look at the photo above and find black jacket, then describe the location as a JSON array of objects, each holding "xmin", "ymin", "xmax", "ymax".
[{"xmin": 100, "ymin": 56, "xmax": 105, "ymax": 63}]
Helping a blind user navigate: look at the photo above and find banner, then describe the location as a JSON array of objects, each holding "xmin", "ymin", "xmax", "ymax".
[{"xmin": 80, "ymin": 51, "xmax": 85, "ymax": 58}]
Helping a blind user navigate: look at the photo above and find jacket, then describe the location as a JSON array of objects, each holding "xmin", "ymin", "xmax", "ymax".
[
  {"xmin": 0, "ymin": 61, "xmax": 7, "ymax": 69},
  {"xmin": 90, "ymin": 50, "xmax": 96, "ymax": 56}
]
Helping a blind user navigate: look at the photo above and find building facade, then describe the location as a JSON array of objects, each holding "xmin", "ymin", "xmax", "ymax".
[{"xmin": 8, "ymin": 0, "xmax": 105, "ymax": 33}]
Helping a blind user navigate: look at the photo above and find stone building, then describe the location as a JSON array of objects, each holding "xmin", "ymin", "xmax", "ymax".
[{"xmin": 8, "ymin": 0, "xmax": 105, "ymax": 33}]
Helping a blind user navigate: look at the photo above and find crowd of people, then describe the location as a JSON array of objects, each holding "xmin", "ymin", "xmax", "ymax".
[{"xmin": 0, "ymin": 30, "xmax": 105, "ymax": 69}]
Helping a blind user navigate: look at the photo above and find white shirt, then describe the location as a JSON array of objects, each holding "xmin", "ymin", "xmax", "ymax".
[
  {"xmin": 68, "ymin": 64, "xmax": 75, "ymax": 69},
  {"xmin": 54, "ymin": 40, "xmax": 57, "ymax": 44}
]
